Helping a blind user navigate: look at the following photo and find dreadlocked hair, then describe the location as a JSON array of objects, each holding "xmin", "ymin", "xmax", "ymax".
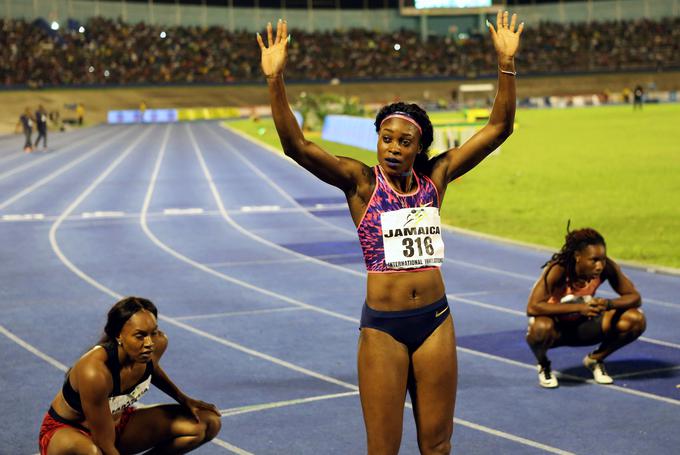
[
  {"xmin": 374, "ymin": 102, "xmax": 434, "ymax": 175},
  {"xmin": 542, "ymin": 226, "xmax": 606, "ymax": 293}
]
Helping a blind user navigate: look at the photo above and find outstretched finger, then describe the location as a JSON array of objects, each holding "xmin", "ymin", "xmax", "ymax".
[
  {"xmin": 496, "ymin": 10, "xmax": 502, "ymax": 30},
  {"xmin": 282, "ymin": 20, "xmax": 288, "ymax": 45},
  {"xmin": 517, "ymin": 21, "xmax": 525, "ymax": 36},
  {"xmin": 509, "ymin": 13, "xmax": 517, "ymax": 32},
  {"xmin": 503, "ymin": 11, "xmax": 509, "ymax": 28},
  {"xmin": 486, "ymin": 19, "xmax": 497, "ymax": 38},
  {"xmin": 266, "ymin": 21, "xmax": 273, "ymax": 47},
  {"xmin": 275, "ymin": 18, "xmax": 282, "ymax": 44},
  {"xmin": 256, "ymin": 32, "xmax": 265, "ymax": 50}
]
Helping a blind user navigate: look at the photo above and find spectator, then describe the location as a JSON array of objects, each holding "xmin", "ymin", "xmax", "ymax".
[
  {"xmin": 34, "ymin": 104, "xmax": 48, "ymax": 150},
  {"xmin": 15, "ymin": 107, "xmax": 34, "ymax": 153}
]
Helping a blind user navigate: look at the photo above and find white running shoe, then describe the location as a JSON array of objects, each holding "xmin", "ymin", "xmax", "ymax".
[
  {"xmin": 583, "ymin": 355, "xmax": 614, "ymax": 384},
  {"xmin": 537, "ymin": 364, "xmax": 559, "ymax": 388}
]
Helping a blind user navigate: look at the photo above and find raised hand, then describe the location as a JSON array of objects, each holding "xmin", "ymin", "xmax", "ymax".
[
  {"xmin": 488, "ymin": 11, "xmax": 524, "ymax": 60},
  {"xmin": 257, "ymin": 19, "xmax": 289, "ymax": 79}
]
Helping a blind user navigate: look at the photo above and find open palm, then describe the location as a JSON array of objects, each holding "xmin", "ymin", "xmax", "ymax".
[
  {"xmin": 257, "ymin": 20, "xmax": 289, "ymax": 78},
  {"xmin": 488, "ymin": 11, "xmax": 523, "ymax": 59}
]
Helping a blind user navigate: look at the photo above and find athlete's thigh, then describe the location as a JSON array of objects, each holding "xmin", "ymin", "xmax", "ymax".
[
  {"xmin": 46, "ymin": 427, "xmax": 99, "ymax": 455},
  {"xmin": 116, "ymin": 404, "xmax": 196, "ymax": 454},
  {"xmin": 410, "ymin": 316, "xmax": 457, "ymax": 437},
  {"xmin": 358, "ymin": 328, "xmax": 411, "ymax": 440}
]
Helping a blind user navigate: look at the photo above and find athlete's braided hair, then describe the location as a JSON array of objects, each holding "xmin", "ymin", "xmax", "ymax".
[
  {"xmin": 542, "ymin": 224, "xmax": 606, "ymax": 292},
  {"xmin": 374, "ymin": 102, "xmax": 434, "ymax": 174}
]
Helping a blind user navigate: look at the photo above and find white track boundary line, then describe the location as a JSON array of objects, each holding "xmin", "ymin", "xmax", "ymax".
[
  {"xmin": 187, "ymin": 124, "xmax": 363, "ymax": 278},
  {"xmin": 0, "ymin": 324, "xmax": 68, "ymax": 372},
  {"xmin": 0, "ymin": 128, "xmax": 129, "ymax": 211},
  {"xmin": 218, "ymin": 122, "xmax": 680, "ymax": 308},
  {"xmin": 456, "ymin": 346, "xmax": 680, "ymax": 406},
  {"xmin": 0, "ymin": 127, "xmax": 112, "ymax": 184},
  {"xmin": 210, "ymin": 438, "xmax": 254, "ymax": 455},
  {"xmin": 220, "ymin": 391, "xmax": 359, "ymax": 417},
  {"xmin": 48, "ymin": 126, "xmax": 154, "ymax": 296},
  {"xmin": 174, "ymin": 306, "xmax": 306, "ymax": 321},
  {"xmin": 613, "ymin": 365, "xmax": 680, "ymax": 379}
]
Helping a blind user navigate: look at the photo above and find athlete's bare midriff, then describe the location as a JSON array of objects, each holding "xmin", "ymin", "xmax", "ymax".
[{"xmin": 366, "ymin": 268, "xmax": 445, "ymax": 311}]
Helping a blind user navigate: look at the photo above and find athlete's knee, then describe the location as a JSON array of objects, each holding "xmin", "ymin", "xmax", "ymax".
[
  {"xmin": 367, "ymin": 438, "xmax": 401, "ymax": 455},
  {"xmin": 617, "ymin": 308, "xmax": 646, "ymax": 337},
  {"xmin": 201, "ymin": 412, "xmax": 222, "ymax": 441},
  {"xmin": 419, "ymin": 432, "xmax": 452, "ymax": 455},
  {"xmin": 60, "ymin": 439, "xmax": 102, "ymax": 455},
  {"xmin": 526, "ymin": 317, "xmax": 556, "ymax": 344}
]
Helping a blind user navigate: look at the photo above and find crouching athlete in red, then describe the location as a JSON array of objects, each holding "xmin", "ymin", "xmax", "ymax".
[
  {"xmin": 526, "ymin": 227, "xmax": 646, "ymax": 388},
  {"xmin": 39, "ymin": 297, "xmax": 221, "ymax": 454}
]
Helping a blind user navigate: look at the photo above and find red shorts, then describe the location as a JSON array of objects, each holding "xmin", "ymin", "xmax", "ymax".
[{"xmin": 39, "ymin": 406, "xmax": 136, "ymax": 454}]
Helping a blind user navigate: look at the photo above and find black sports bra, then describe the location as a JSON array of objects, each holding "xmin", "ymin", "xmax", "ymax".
[{"xmin": 61, "ymin": 343, "xmax": 153, "ymax": 415}]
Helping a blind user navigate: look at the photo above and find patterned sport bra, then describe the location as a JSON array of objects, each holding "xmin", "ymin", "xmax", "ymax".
[
  {"xmin": 548, "ymin": 276, "xmax": 603, "ymax": 321},
  {"xmin": 357, "ymin": 165, "xmax": 443, "ymax": 272}
]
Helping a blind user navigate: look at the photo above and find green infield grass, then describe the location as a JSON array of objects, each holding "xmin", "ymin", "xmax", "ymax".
[{"xmin": 227, "ymin": 103, "xmax": 680, "ymax": 269}]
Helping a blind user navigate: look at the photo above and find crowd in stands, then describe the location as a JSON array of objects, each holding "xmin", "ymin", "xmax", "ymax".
[{"xmin": 1, "ymin": 16, "xmax": 678, "ymax": 87}]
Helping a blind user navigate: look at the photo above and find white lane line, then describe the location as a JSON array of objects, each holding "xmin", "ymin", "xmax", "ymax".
[
  {"xmin": 219, "ymin": 389, "xmax": 575, "ymax": 455},
  {"xmin": 453, "ymin": 418, "xmax": 575, "ymax": 455},
  {"xmin": 0, "ymin": 325, "xmax": 68, "ymax": 372},
  {"xmin": 174, "ymin": 306, "xmax": 306, "ymax": 321},
  {"xmin": 210, "ymin": 438, "xmax": 254, "ymax": 455},
  {"xmin": 203, "ymin": 253, "xmax": 359, "ymax": 268},
  {"xmin": 613, "ymin": 365, "xmax": 680, "ymax": 379},
  {"xmin": 0, "ymin": 128, "xmax": 129, "ymax": 211},
  {"xmin": 49, "ymin": 126, "xmax": 155, "ymax": 297},
  {"xmin": 220, "ymin": 391, "xmax": 359, "ymax": 417},
  {"xmin": 82, "ymin": 211, "xmax": 125, "ymax": 218},
  {"xmin": 638, "ymin": 336, "xmax": 680, "ymax": 350},
  {"xmin": 241, "ymin": 205, "xmax": 280, "ymax": 212},
  {"xmin": 203, "ymin": 123, "xmax": 356, "ymax": 239},
  {"xmin": 1, "ymin": 213, "xmax": 45, "ymax": 221},
  {"xmin": 0, "ymin": 127, "xmax": 112, "ymax": 183},
  {"xmin": 187, "ymin": 124, "xmax": 363, "ymax": 279},
  {"xmin": 164, "ymin": 207, "xmax": 205, "ymax": 215},
  {"xmin": 215, "ymin": 122, "xmax": 680, "ymax": 310},
  {"xmin": 457, "ymin": 347, "xmax": 680, "ymax": 406}
]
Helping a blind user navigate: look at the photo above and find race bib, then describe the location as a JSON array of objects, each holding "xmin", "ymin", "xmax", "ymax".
[
  {"xmin": 108, "ymin": 375, "xmax": 151, "ymax": 414},
  {"xmin": 380, "ymin": 207, "xmax": 444, "ymax": 269}
]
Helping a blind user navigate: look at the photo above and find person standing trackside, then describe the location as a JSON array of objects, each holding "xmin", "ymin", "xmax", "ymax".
[
  {"xmin": 76, "ymin": 103, "xmax": 85, "ymax": 125},
  {"xmin": 633, "ymin": 85, "xmax": 644, "ymax": 110},
  {"xmin": 16, "ymin": 107, "xmax": 34, "ymax": 153},
  {"xmin": 258, "ymin": 11, "xmax": 522, "ymax": 454},
  {"xmin": 34, "ymin": 104, "xmax": 48, "ymax": 150}
]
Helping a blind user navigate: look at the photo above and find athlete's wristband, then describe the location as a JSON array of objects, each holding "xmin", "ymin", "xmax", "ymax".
[{"xmin": 605, "ymin": 299, "xmax": 614, "ymax": 311}]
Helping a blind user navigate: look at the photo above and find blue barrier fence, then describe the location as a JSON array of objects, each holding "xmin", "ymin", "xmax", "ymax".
[{"xmin": 321, "ymin": 115, "xmax": 377, "ymax": 151}]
